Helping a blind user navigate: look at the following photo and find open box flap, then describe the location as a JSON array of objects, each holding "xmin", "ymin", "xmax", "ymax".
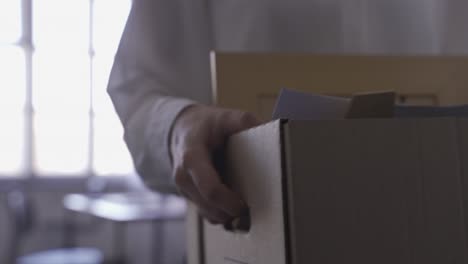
[{"xmin": 273, "ymin": 88, "xmax": 468, "ymax": 120}]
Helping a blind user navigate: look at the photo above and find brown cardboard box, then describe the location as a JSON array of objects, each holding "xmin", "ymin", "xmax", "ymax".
[{"xmin": 197, "ymin": 118, "xmax": 468, "ymax": 264}]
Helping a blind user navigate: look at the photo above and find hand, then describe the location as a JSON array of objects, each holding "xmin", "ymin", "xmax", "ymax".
[{"xmin": 170, "ymin": 105, "xmax": 260, "ymax": 224}]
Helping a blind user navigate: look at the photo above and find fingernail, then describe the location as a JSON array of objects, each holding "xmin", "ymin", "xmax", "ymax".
[
  {"xmin": 234, "ymin": 208, "xmax": 251, "ymax": 232},
  {"xmin": 231, "ymin": 217, "xmax": 241, "ymax": 228}
]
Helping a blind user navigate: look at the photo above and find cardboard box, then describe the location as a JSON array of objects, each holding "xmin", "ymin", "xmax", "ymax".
[
  {"xmin": 185, "ymin": 53, "xmax": 468, "ymax": 264},
  {"xmin": 199, "ymin": 118, "xmax": 468, "ymax": 264}
]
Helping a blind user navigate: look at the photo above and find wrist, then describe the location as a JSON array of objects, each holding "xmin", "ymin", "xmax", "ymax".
[{"xmin": 169, "ymin": 104, "xmax": 199, "ymax": 164}]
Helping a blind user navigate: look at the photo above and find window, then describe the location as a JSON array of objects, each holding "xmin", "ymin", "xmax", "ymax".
[{"xmin": 0, "ymin": 0, "xmax": 133, "ymax": 177}]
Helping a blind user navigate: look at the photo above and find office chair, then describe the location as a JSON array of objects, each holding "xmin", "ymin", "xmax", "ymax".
[{"xmin": 6, "ymin": 189, "xmax": 103, "ymax": 264}]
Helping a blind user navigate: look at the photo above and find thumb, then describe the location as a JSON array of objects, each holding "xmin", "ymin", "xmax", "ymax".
[{"xmin": 222, "ymin": 110, "xmax": 261, "ymax": 136}]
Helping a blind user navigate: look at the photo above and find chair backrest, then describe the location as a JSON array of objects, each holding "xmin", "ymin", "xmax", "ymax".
[
  {"xmin": 7, "ymin": 190, "xmax": 34, "ymax": 233},
  {"xmin": 5, "ymin": 189, "xmax": 35, "ymax": 263},
  {"xmin": 85, "ymin": 176, "xmax": 108, "ymax": 195}
]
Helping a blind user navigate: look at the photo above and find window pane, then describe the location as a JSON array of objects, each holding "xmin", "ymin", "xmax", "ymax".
[
  {"xmin": 93, "ymin": 0, "xmax": 131, "ymax": 55},
  {"xmin": 0, "ymin": 47, "xmax": 25, "ymax": 111},
  {"xmin": 93, "ymin": 114, "xmax": 134, "ymax": 176},
  {"xmin": 0, "ymin": 0, "xmax": 21, "ymax": 43},
  {"xmin": 93, "ymin": 52, "xmax": 134, "ymax": 175},
  {"xmin": 93, "ymin": 54, "xmax": 115, "ymax": 114},
  {"xmin": 34, "ymin": 113, "xmax": 89, "ymax": 175},
  {"xmin": 0, "ymin": 114, "xmax": 24, "ymax": 175},
  {"xmin": 0, "ymin": 47, "xmax": 25, "ymax": 175},
  {"xmin": 33, "ymin": 0, "xmax": 89, "ymax": 50},
  {"xmin": 33, "ymin": 49, "xmax": 90, "ymax": 112}
]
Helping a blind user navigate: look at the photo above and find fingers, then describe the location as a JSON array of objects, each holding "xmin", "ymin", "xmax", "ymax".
[
  {"xmin": 174, "ymin": 167, "xmax": 231, "ymax": 224},
  {"xmin": 170, "ymin": 106, "xmax": 257, "ymax": 225},
  {"xmin": 220, "ymin": 110, "xmax": 261, "ymax": 136},
  {"xmin": 187, "ymin": 151, "xmax": 246, "ymax": 216},
  {"xmin": 174, "ymin": 148, "xmax": 246, "ymax": 223}
]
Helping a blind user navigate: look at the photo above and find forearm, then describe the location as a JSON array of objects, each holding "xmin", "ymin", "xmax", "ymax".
[{"xmin": 108, "ymin": 0, "xmax": 211, "ymax": 192}]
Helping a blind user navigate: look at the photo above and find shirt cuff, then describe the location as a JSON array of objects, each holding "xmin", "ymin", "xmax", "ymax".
[{"xmin": 142, "ymin": 97, "xmax": 195, "ymax": 193}]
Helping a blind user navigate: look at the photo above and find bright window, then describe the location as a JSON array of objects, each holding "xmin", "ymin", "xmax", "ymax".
[
  {"xmin": 0, "ymin": 0, "xmax": 134, "ymax": 177},
  {"xmin": 0, "ymin": 1, "xmax": 22, "ymax": 43}
]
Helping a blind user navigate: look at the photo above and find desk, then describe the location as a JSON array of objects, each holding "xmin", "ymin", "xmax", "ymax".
[{"xmin": 63, "ymin": 192, "xmax": 186, "ymax": 264}]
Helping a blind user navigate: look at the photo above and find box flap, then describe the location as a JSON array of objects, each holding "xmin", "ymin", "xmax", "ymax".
[
  {"xmin": 345, "ymin": 91, "xmax": 395, "ymax": 118},
  {"xmin": 273, "ymin": 88, "xmax": 395, "ymax": 120}
]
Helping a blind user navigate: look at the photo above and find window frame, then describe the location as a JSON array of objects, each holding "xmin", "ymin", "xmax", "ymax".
[{"xmin": 0, "ymin": 0, "xmax": 135, "ymax": 180}]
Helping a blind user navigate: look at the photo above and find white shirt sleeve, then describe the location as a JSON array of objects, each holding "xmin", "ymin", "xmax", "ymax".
[{"xmin": 107, "ymin": 0, "xmax": 213, "ymax": 193}]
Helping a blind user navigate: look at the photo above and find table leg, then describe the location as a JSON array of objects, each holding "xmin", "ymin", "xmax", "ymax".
[
  {"xmin": 62, "ymin": 209, "xmax": 77, "ymax": 248},
  {"xmin": 152, "ymin": 220, "xmax": 165, "ymax": 264},
  {"xmin": 113, "ymin": 222, "xmax": 127, "ymax": 264}
]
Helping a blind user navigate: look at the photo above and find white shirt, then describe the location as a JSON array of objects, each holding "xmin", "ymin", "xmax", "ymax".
[{"xmin": 108, "ymin": 0, "xmax": 468, "ymax": 193}]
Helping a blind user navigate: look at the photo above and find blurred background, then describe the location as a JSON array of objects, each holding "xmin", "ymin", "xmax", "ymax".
[{"xmin": 0, "ymin": 1, "xmax": 185, "ymax": 263}]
